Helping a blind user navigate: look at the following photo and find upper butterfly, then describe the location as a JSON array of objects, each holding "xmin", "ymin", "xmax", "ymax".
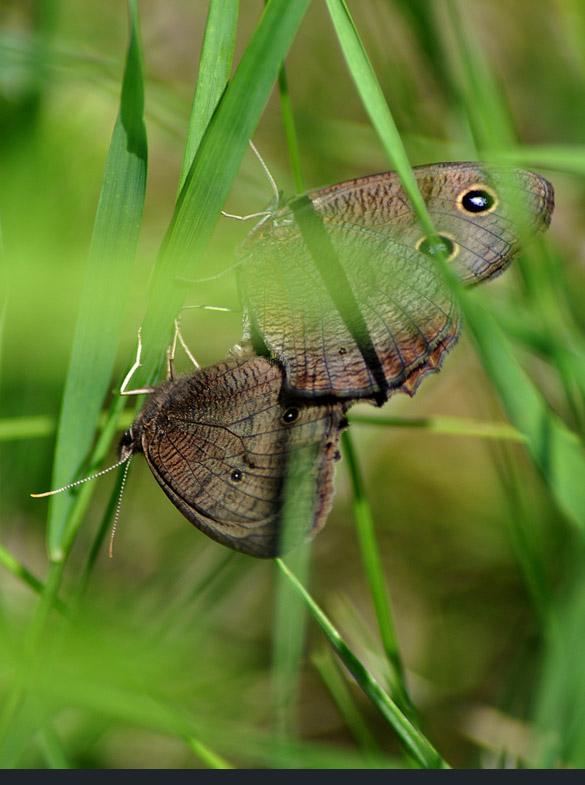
[{"xmin": 236, "ymin": 162, "xmax": 554, "ymax": 404}]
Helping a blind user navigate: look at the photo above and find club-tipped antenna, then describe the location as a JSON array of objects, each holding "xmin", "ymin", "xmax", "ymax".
[{"xmin": 30, "ymin": 455, "xmax": 130, "ymax": 498}]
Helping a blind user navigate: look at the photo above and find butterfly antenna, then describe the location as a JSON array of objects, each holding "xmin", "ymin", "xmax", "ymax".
[
  {"xmin": 220, "ymin": 140, "xmax": 279, "ymax": 225},
  {"xmin": 109, "ymin": 456, "xmax": 132, "ymax": 559},
  {"xmin": 30, "ymin": 457, "xmax": 130, "ymax": 498},
  {"xmin": 249, "ymin": 139, "xmax": 280, "ymax": 206}
]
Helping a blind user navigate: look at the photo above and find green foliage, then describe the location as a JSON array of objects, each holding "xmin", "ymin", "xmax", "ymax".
[{"xmin": 1, "ymin": 0, "xmax": 584, "ymax": 770}]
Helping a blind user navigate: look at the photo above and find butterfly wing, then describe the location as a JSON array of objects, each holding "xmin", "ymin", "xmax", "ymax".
[
  {"xmin": 237, "ymin": 163, "xmax": 554, "ymax": 401},
  {"xmin": 138, "ymin": 355, "xmax": 347, "ymax": 558}
]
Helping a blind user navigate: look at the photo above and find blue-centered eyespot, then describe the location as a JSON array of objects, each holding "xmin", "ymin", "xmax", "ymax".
[{"xmin": 458, "ymin": 186, "xmax": 497, "ymax": 214}]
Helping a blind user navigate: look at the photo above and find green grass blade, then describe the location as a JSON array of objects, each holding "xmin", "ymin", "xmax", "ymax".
[
  {"xmin": 462, "ymin": 299, "xmax": 585, "ymax": 531},
  {"xmin": 326, "ymin": 0, "xmax": 585, "ymax": 531},
  {"xmin": 272, "ymin": 542, "xmax": 312, "ymax": 740},
  {"xmin": 278, "ymin": 64, "xmax": 305, "ymax": 194},
  {"xmin": 324, "ymin": 0, "xmax": 436, "ymax": 241},
  {"xmin": 134, "ymin": 0, "xmax": 312, "ymax": 387},
  {"xmin": 275, "ymin": 559, "xmax": 450, "ymax": 769},
  {"xmin": 349, "ymin": 413, "xmax": 526, "ymax": 442},
  {"xmin": 178, "ymin": 0, "xmax": 239, "ymax": 193},
  {"xmin": 312, "ymin": 646, "xmax": 383, "ymax": 762},
  {"xmin": 270, "ymin": 58, "xmax": 310, "ymax": 744},
  {"xmin": 47, "ymin": 0, "xmax": 147, "ymax": 560},
  {"xmin": 0, "ymin": 542, "xmax": 51, "ymax": 604},
  {"xmin": 444, "ymin": 0, "xmax": 516, "ymax": 152},
  {"xmin": 185, "ymin": 736, "xmax": 234, "ymax": 769},
  {"xmin": 341, "ymin": 430, "xmax": 416, "ymax": 720},
  {"xmin": 0, "ymin": 416, "xmax": 55, "ymax": 441},
  {"xmin": 131, "ymin": 0, "xmax": 309, "ymax": 385},
  {"xmin": 533, "ymin": 564, "xmax": 585, "ymax": 767}
]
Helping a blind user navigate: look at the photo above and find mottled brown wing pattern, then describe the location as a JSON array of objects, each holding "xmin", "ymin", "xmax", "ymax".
[
  {"xmin": 238, "ymin": 163, "xmax": 554, "ymax": 402},
  {"xmin": 124, "ymin": 355, "xmax": 347, "ymax": 557}
]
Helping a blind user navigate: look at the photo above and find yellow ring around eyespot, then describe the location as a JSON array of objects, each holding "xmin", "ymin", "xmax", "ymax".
[
  {"xmin": 456, "ymin": 184, "xmax": 499, "ymax": 215},
  {"xmin": 415, "ymin": 232, "xmax": 460, "ymax": 262}
]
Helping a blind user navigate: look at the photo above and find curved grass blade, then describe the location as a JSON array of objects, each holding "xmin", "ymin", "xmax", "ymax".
[
  {"xmin": 326, "ymin": 0, "xmax": 585, "ymax": 532},
  {"xmin": 341, "ymin": 430, "xmax": 418, "ymax": 722},
  {"xmin": 275, "ymin": 558, "xmax": 450, "ymax": 769},
  {"xmin": 47, "ymin": 0, "xmax": 147, "ymax": 560}
]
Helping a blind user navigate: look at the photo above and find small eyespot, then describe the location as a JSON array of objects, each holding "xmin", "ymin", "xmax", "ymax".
[
  {"xmin": 282, "ymin": 407, "xmax": 299, "ymax": 424},
  {"xmin": 416, "ymin": 234, "xmax": 457, "ymax": 260},
  {"xmin": 230, "ymin": 469, "xmax": 243, "ymax": 482},
  {"xmin": 338, "ymin": 347, "xmax": 347, "ymax": 355},
  {"xmin": 458, "ymin": 186, "xmax": 497, "ymax": 214}
]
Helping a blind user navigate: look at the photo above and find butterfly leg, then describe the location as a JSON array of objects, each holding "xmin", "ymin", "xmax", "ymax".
[
  {"xmin": 119, "ymin": 327, "xmax": 156, "ymax": 396},
  {"xmin": 166, "ymin": 316, "xmax": 201, "ymax": 380}
]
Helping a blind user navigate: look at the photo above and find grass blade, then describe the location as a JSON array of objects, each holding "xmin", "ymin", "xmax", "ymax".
[
  {"xmin": 326, "ymin": 0, "xmax": 585, "ymax": 531},
  {"xmin": 275, "ymin": 559, "xmax": 450, "ymax": 769},
  {"xmin": 341, "ymin": 430, "xmax": 416, "ymax": 720},
  {"xmin": 178, "ymin": 0, "xmax": 239, "ymax": 192},
  {"xmin": 350, "ymin": 413, "xmax": 526, "ymax": 442},
  {"xmin": 47, "ymin": 0, "xmax": 147, "ymax": 560},
  {"xmin": 324, "ymin": 0, "xmax": 436, "ymax": 240},
  {"xmin": 462, "ymin": 299, "xmax": 585, "ymax": 531},
  {"xmin": 131, "ymin": 0, "xmax": 313, "ymax": 388}
]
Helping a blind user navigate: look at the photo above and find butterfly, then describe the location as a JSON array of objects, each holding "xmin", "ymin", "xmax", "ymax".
[
  {"xmin": 119, "ymin": 350, "xmax": 348, "ymax": 557},
  {"xmin": 237, "ymin": 162, "xmax": 554, "ymax": 404}
]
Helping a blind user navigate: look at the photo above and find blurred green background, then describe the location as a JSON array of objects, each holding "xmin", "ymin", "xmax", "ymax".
[{"xmin": 1, "ymin": 0, "xmax": 585, "ymax": 769}]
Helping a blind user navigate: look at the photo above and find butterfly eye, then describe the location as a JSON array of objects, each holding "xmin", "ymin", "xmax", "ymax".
[
  {"xmin": 230, "ymin": 469, "xmax": 243, "ymax": 482},
  {"xmin": 282, "ymin": 407, "xmax": 299, "ymax": 424},
  {"xmin": 458, "ymin": 186, "xmax": 497, "ymax": 214},
  {"xmin": 416, "ymin": 234, "xmax": 457, "ymax": 260}
]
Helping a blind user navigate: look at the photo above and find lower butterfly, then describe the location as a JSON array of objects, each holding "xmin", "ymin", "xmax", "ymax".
[{"xmin": 34, "ymin": 343, "xmax": 348, "ymax": 558}]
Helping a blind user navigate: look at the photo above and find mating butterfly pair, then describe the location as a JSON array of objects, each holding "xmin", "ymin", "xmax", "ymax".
[{"xmin": 121, "ymin": 163, "xmax": 554, "ymax": 558}]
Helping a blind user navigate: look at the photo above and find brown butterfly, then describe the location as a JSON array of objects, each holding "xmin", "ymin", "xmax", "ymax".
[
  {"xmin": 119, "ymin": 351, "xmax": 348, "ymax": 557},
  {"xmin": 237, "ymin": 162, "xmax": 554, "ymax": 404}
]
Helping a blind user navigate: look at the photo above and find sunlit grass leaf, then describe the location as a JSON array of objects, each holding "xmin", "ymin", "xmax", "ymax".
[
  {"xmin": 178, "ymin": 0, "xmax": 239, "ymax": 193},
  {"xmin": 133, "ymin": 0, "xmax": 313, "ymax": 388}
]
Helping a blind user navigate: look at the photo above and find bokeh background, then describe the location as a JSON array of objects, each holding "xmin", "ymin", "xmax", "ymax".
[{"xmin": 1, "ymin": 0, "xmax": 584, "ymax": 769}]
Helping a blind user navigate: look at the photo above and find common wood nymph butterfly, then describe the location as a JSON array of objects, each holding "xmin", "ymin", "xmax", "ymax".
[
  {"xmin": 237, "ymin": 162, "xmax": 554, "ymax": 403},
  {"xmin": 120, "ymin": 352, "xmax": 348, "ymax": 557}
]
